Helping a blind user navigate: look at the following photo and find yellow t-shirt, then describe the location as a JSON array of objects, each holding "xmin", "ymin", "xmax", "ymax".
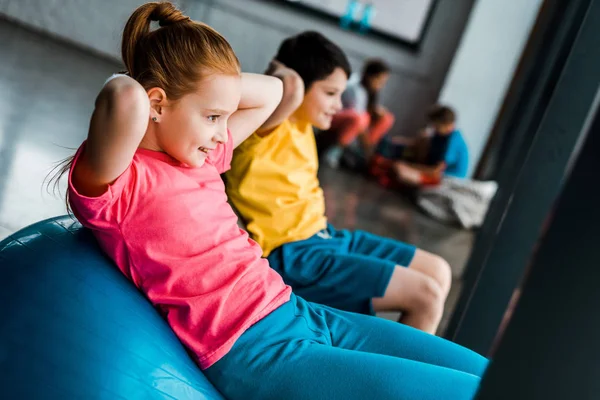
[{"xmin": 225, "ymin": 119, "xmax": 327, "ymax": 256}]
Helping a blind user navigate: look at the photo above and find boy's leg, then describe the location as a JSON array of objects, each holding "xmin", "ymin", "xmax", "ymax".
[
  {"xmin": 270, "ymin": 242, "xmax": 400, "ymax": 317},
  {"xmin": 346, "ymin": 227, "xmax": 452, "ymax": 297},
  {"xmin": 372, "ymin": 263, "xmax": 445, "ymax": 333},
  {"xmin": 268, "ymin": 228, "xmax": 451, "ymax": 332},
  {"xmin": 270, "ymin": 246, "xmax": 442, "ymax": 332},
  {"xmin": 395, "ymin": 160, "xmax": 425, "ymax": 185},
  {"xmin": 344, "ymin": 228, "xmax": 452, "ymax": 333},
  {"xmin": 394, "ymin": 161, "xmax": 444, "ymax": 187}
]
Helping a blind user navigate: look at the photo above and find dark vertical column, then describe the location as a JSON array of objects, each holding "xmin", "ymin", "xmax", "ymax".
[
  {"xmin": 476, "ymin": 68, "xmax": 600, "ymax": 400},
  {"xmin": 445, "ymin": 0, "xmax": 599, "ymax": 356}
]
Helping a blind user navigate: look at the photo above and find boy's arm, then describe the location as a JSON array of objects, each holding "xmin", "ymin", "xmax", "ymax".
[
  {"xmin": 404, "ymin": 161, "xmax": 446, "ymax": 175},
  {"xmin": 256, "ymin": 61, "xmax": 305, "ymax": 136},
  {"xmin": 228, "ymin": 72, "xmax": 284, "ymax": 148},
  {"xmin": 72, "ymin": 75, "xmax": 150, "ymax": 197}
]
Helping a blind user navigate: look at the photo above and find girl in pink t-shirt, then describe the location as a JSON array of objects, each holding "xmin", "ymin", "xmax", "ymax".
[{"xmin": 56, "ymin": 2, "xmax": 487, "ymax": 399}]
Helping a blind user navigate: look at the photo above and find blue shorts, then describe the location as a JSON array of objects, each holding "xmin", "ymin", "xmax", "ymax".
[
  {"xmin": 204, "ymin": 294, "xmax": 487, "ymax": 400},
  {"xmin": 267, "ymin": 224, "xmax": 417, "ymax": 315}
]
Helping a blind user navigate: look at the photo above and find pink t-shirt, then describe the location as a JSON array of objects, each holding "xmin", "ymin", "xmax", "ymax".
[{"xmin": 68, "ymin": 130, "xmax": 291, "ymax": 369}]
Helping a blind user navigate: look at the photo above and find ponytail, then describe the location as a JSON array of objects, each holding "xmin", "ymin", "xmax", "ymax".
[
  {"xmin": 120, "ymin": 1, "xmax": 240, "ymax": 100},
  {"xmin": 121, "ymin": 2, "xmax": 191, "ymax": 78}
]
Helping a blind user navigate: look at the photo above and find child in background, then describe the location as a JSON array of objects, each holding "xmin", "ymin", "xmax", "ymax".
[
  {"xmin": 369, "ymin": 106, "xmax": 494, "ymax": 229},
  {"xmin": 226, "ymin": 31, "xmax": 453, "ymax": 335},
  {"xmin": 394, "ymin": 105, "xmax": 469, "ymax": 186},
  {"xmin": 59, "ymin": 4, "xmax": 487, "ymax": 398},
  {"xmin": 322, "ymin": 59, "xmax": 395, "ymax": 167}
]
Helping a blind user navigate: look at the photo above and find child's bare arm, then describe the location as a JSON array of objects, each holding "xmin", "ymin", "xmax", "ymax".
[
  {"xmin": 72, "ymin": 75, "xmax": 150, "ymax": 197},
  {"xmin": 256, "ymin": 61, "xmax": 304, "ymax": 136},
  {"xmin": 228, "ymin": 73, "xmax": 284, "ymax": 148},
  {"xmin": 397, "ymin": 161, "xmax": 446, "ymax": 175}
]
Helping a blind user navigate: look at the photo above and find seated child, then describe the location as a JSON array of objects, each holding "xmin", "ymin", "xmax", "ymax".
[
  {"xmin": 226, "ymin": 31, "xmax": 453, "ymax": 335},
  {"xmin": 371, "ymin": 105, "xmax": 469, "ymax": 188},
  {"xmin": 58, "ymin": 4, "xmax": 487, "ymax": 399},
  {"xmin": 395, "ymin": 105, "xmax": 469, "ymax": 185},
  {"xmin": 321, "ymin": 59, "xmax": 395, "ymax": 168}
]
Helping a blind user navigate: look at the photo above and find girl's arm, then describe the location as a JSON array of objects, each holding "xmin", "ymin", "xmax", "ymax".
[
  {"xmin": 255, "ymin": 61, "xmax": 304, "ymax": 136},
  {"xmin": 72, "ymin": 75, "xmax": 150, "ymax": 197},
  {"xmin": 228, "ymin": 72, "xmax": 284, "ymax": 148}
]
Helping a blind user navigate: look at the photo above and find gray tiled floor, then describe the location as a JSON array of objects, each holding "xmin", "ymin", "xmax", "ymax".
[{"xmin": 0, "ymin": 19, "xmax": 474, "ymax": 334}]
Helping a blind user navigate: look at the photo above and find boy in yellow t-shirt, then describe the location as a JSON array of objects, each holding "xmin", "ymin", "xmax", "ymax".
[{"xmin": 226, "ymin": 32, "xmax": 451, "ymax": 334}]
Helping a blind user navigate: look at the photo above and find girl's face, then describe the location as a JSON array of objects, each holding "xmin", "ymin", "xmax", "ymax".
[
  {"xmin": 367, "ymin": 72, "xmax": 389, "ymax": 92},
  {"xmin": 147, "ymin": 73, "xmax": 242, "ymax": 167},
  {"xmin": 293, "ymin": 67, "xmax": 347, "ymax": 130}
]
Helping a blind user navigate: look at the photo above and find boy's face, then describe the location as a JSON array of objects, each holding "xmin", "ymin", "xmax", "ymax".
[
  {"xmin": 434, "ymin": 122, "xmax": 455, "ymax": 135},
  {"xmin": 295, "ymin": 67, "xmax": 347, "ymax": 130}
]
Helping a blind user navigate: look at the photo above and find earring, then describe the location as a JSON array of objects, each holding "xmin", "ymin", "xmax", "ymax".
[{"xmin": 152, "ymin": 117, "xmax": 158, "ymax": 122}]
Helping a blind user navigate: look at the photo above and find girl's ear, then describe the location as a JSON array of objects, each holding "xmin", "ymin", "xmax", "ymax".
[{"xmin": 147, "ymin": 87, "xmax": 168, "ymax": 120}]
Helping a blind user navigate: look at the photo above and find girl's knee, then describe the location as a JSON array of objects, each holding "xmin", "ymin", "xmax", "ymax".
[
  {"xmin": 358, "ymin": 112, "xmax": 371, "ymax": 130},
  {"xmin": 346, "ymin": 111, "xmax": 370, "ymax": 131},
  {"xmin": 382, "ymin": 111, "xmax": 395, "ymax": 126},
  {"xmin": 336, "ymin": 111, "xmax": 370, "ymax": 145},
  {"xmin": 341, "ymin": 110, "xmax": 363, "ymax": 123}
]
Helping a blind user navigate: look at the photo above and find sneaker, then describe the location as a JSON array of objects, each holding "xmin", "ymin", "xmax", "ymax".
[{"xmin": 324, "ymin": 146, "xmax": 343, "ymax": 168}]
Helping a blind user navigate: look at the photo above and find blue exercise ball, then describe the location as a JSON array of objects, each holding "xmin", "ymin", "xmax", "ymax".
[{"xmin": 0, "ymin": 216, "xmax": 224, "ymax": 399}]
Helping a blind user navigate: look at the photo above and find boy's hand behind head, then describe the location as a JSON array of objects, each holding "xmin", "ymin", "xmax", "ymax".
[
  {"xmin": 265, "ymin": 60, "xmax": 285, "ymax": 76},
  {"xmin": 256, "ymin": 61, "xmax": 304, "ymax": 134},
  {"xmin": 258, "ymin": 31, "xmax": 350, "ymax": 133},
  {"xmin": 267, "ymin": 60, "xmax": 304, "ymax": 90}
]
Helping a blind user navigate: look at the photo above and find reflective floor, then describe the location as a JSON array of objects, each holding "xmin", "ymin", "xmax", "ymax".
[
  {"xmin": 0, "ymin": 20, "xmax": 120, "ymax": 235},
  {"xmin": 0, "ymin": 19, "xmax": 474, "ymax": 333}
]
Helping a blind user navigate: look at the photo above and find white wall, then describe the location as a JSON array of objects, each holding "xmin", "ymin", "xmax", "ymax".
[
  {"xmin": 0, "ymin": 0, "xmax": 195, "ymax": 59},
  {"xmin": 0, "ymin": 0, "xmax": 477, "ymax": 141},
  {"xmin": 439, "ymin": 0, "xmax": 543, "ymax": 177}
]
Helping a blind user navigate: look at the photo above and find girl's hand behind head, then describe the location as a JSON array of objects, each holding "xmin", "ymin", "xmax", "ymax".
[{"xmin": 120, "ymin": 1, "xmax": 242, "ymax": 167}]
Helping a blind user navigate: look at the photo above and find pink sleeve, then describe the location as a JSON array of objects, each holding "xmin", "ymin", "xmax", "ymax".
[
  {"xmin": 208, "ymin": 129, "xmax": 234, "ymax": 174},
  {"xmin": 68, "ymin": 143, "xmax": 134, "ymax": 226}
]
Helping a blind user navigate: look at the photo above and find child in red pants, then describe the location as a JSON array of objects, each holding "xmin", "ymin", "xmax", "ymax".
[{"xmin": 323, "ymin": 59, "xmax": 395, "ymax": 167}]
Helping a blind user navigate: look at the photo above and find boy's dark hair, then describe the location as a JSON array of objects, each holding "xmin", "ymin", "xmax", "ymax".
[
  {"xmin": 274, "ymin": 31, "xmax": 351, "ymax": 89},
  {"xmin": 427, "ymin": 105, "xmax": 456, "ymax": 125},
  {"xmin": 362, "ymin": 58, "xmax": 390, "ymax": 80}
]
